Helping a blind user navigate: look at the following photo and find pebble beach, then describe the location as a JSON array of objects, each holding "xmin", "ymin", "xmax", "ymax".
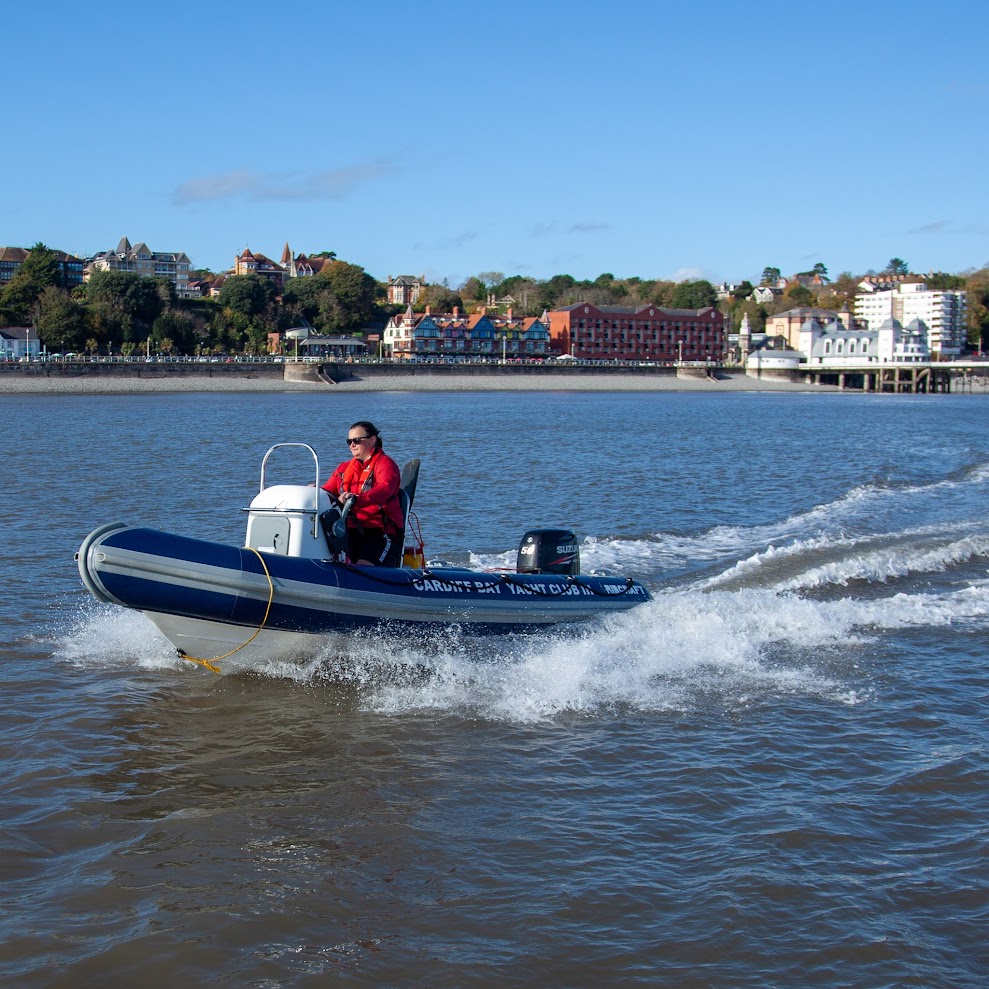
[{"xmin": 0, "ymin": 369, "xmax": 840, "ymax": 395}]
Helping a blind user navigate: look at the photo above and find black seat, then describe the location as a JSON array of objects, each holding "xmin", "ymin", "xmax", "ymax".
[{"xmin": 398, "ymin": 459, "xmax": 420, "ymax": 531}]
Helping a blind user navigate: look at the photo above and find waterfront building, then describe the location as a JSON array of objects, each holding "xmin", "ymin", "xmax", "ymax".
[
  {"xmin": 233, "ymin": 248, "xmax": 286, "ymax": 292},
  {"xmin": 854, "ymin": 281, "xmax": 967, "ymax": 356},
  {"xmin": 765, "ymin": 306, "xmax": 854, "ymax": 350},
  {"xmin": 0, "ymin": 247, "xmax": 26, "ymax": 286},
  {"xmin": 0, "ymin": 246, "xmax": 85, "ymax": 288},
  {"xmin": 0, "ymin": 326, "xmax": 39, "ymax": 360},
  {"xmin": 185, "ymin": 277, "xmax": 214, "ymax": 298},
  {"xmin": 86, "ymin": 237, "xmax": 193, "ymax": 297},
  {"xmin": 725, "ymin": 313, "xmax": 766, "ymax": 363},
  {"xmin": 858, "ymin": 273, "xmax": 916, "ymax": 291},
  {"xmin": 383, "ymin": 306, "xmax": 549, "ymax": 360},
  {"xmin": 386, "ymin": 276, "xmax": 426, "ymax": 306},
  {"xmin": 231, "ymin": 245, "xmax": 338, "ymax": 290},
  {"xmin": 746, "ymin": 349, "xmax": 803, "ymax": 375},
  {"xmin": 750, "ymin": 285, "xmax": 784, "ymax": 304},
  {"xmin": 546, "ymin": 303, "xmax": 725, "ymax": 362},
  {"xmin": 280, "ymin": 243, "xmax": 334, "ymax": 279},
  {"xmin": 798, "ymin": 316, "xmax": 928, "ymax": 367},
  {"xmin": 299, "ymin": 335, "xmax": 368, "ymax": 360}
]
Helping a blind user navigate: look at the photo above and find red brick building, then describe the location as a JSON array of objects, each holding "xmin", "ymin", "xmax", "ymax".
[
  {"xmin": 234, "ymin": 248, "xmax": 286, "ymax": 292},
  {"xmin": 547, "ymin": 303, "xmax": 726, "ymax": 362}
]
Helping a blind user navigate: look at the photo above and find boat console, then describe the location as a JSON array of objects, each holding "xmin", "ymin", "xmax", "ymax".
[{"xmin": 244, "ymin": 444, "xmax": 331, "ymax": 559}]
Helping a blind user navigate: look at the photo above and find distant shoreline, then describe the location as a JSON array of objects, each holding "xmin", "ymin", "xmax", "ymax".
[{"xmin": 0, "ymin": 365, "xmax": 845, "ymax": 395}]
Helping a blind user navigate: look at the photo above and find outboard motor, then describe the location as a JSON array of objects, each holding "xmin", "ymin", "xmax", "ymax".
[{"xmin": 517, "ymin": 528, "xmax": 580, "ymax": 575}]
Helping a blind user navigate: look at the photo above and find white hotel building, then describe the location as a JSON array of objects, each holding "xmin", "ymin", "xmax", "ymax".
[
  {"xmin": 854, "ymin": 281, "xmax": 967, "ymax": 356},
  {"xmin": 85, "ymin": 237, "xmax": 194, "ymax": 298}
]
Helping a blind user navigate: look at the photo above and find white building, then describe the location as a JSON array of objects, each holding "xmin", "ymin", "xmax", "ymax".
[
  {"xmin": 746, "ymin": 315, "xmax": 929, "ymax": 376},
  {"xmin": 387, "ymin": 275, "xmax": 425, "ymax": 305},
  {"xmin": 798, "ymin": 317, "xmax": 928, "ymax": 366},
  {"xmin": 86, "ymin": 237, "xmax": 193, "ymax": 298},
  {"xmin": 0, "ymin": 326, "xmax": 39, "ymax": 360},
  {"xmin": 854, "ymin": 281, "xmax": 967, "ymax": 356},
  {"xmin": 746, "ymin": 349, "xmax": 802, "ymax": 376}
]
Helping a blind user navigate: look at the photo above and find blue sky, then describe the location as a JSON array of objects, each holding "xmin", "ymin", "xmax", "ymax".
[{"xmin": 4, "ymin": 1, "xmax": 987, "ymax": 288}]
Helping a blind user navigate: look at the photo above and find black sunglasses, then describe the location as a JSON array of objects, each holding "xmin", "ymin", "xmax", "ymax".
[{"xmin": 347, "ymin": 435, "xmax": 372, "ymax": 445}]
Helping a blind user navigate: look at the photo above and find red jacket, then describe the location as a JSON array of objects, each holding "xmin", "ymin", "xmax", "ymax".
[{"xmin": 322, "ymin": 448, "xmax": 404, "ymax": 533}]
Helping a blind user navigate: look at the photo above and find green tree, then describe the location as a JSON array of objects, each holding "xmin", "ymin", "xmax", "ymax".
[
  {"xmin": 34, "ymin": 286, "xmax": 86, "ymax": 351},
  {"xmin": 151, "ymin": 309, "xmax": 200, "ymax": 353},
  {"xmin": 84, "ymin": 271, "xmax": 173, "ymax": 342},
  {"xmin": 670, "ymin": 280, "xmax": 717, "ymax": 309},
  {"xmin": 738, "ymin": 298, "xmax": 766, "ymax": 333},
  {"xmin": 458, "ymin": 276, "xmax": 487, "ymax": 303},
  {"xmin": 244, "ymin": 325, "xmax": 270, "ymax": 355},
  {"xmin": 0, "ymin": 243, "xmax": 63, "ymax": 325},
  {"xmin": 218, "ymin": 274, "xmax": 276, "ymax": 319},
  {"xmin": 761, "ymin": 266, "xmax": 781, "ymax": 286},
  {"xmin": 784, "ymin": 284, "xmax": 814, "ymax": 307},
  {"xmin": 415, "ymin": 282, "xmax": 463, "ymax": 315},
  {"xmin": 317, "ymin": 261, "xmax": 378, "ymax": 332},
  {"xmin": 627, "ymin": 279, "xmax": 657, "ymax": 304},
  {"xmin": 964, "ymin": 267, "xmax": 989, "ymax": 350},
  {"xmin": 646, "ymin": 281, "xmax": 675, "ymax": 306},
  {"xmin": 886, "ymin": 258, "xmax": 909, "ymax": 275},
  {"xmin": 477, "ymin": 272, "xmax": 505, "ymax": 291},
  {"xmin": 491, "ymin": 275, "xmax": 541, "ymax": 314},
  {"xmin": 536, "ymin": 274, "xmax": 579, "ymax": 311},
  {"xmin": 925, "ymin": 271, "xmax": 966, "ymax": 290},
  {"xmin": 282, "ymin": 276, "xmax": 324, "ymax": 327}
]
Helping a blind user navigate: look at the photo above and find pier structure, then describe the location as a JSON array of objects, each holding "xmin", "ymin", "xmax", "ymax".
[{"xmin": 802, "ymin": 363, "xmax": 954, "ymax": 394}]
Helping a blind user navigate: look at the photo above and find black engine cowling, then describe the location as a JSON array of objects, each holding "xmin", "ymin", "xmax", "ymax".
[{"xmin": 516, "ymin": 529, "xmax": 580, "ymax": 575}]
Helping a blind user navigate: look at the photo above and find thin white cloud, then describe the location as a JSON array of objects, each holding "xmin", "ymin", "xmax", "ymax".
[
  {"xmin": 905, "ymin": 219, "xmax": 989, "ymax": 237},
  {"xmin": 568, "ymin": 222, "xmax": 609, "ymax": 234},
  {"xmin": 411, "ymin": 231, "xmax": 479, "ymax": 252},
  {"xmin": 173, "ymin": 168, "xmax": 258, "ymax": 203},
  {"xmin": 906, "ymin": 219, "xmax": 951, "ymax": 235},
  {"xmin": 670, "ymin": 265, "xmax": 711, "ymax": 282},
  {"xmin": 173, "ymin": 161, "xmax": 394, "ymax": 205},
  {"xmin": 528, "ymin": 222, "xmax": 608, "ymax": 237}
]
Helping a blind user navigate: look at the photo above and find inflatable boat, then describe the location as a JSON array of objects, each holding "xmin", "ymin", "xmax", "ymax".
[{"xmin": 76, "ymin": 444, "xmax": 651, "ymax": 671}]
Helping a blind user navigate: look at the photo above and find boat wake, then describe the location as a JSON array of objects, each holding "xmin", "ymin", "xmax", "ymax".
[
  {"xmin": 55, "ymin": 530, "xmax": 989, "ymax": 722},
  {"xmin": 55, "ymin": 464, "xmax": 989, "ymax": 722}
]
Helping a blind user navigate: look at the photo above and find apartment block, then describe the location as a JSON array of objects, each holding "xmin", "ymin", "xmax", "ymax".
[
  {"xmin": 855, "ymin": 282, "xmax": 967, "ymax": 356},
  {"xmin": 86, "ymin": 237, "xmax": 193, "ymax": 297}
]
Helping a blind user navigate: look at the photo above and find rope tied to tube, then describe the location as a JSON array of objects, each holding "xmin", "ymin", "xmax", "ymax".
[{"xmin": 178, "ymin": 548, "xmax": 274, "ymax": 674}]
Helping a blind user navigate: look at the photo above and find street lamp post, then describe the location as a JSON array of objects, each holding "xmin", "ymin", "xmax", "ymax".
[
  {"xmin": 26, "ymin": 326, "xmax": 30, "ymax": 361},
  {"xmin": 677, "ymin": 340, "xmax": 684, "ymax": 364}
]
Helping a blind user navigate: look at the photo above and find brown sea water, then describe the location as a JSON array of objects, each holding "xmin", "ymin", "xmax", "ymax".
[{"xmin": 2, "ymin": 390, "xmax": 988, "ymax": 987}]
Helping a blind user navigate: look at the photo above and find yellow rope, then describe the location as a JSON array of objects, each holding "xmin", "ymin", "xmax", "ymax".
[{"xmin": 178, "ymin": 548, "xmax": 274, "ymax": 674}]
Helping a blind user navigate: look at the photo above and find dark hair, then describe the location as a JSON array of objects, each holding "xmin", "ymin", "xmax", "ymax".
[{"xmin": 351, "ymin": 420, "xmax": 382, "ymax": 449}]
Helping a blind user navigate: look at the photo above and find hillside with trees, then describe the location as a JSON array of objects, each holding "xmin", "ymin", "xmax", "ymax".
[{"xmin": 2, "ymin": 244, "xmax": 987, "ymax": 355}]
